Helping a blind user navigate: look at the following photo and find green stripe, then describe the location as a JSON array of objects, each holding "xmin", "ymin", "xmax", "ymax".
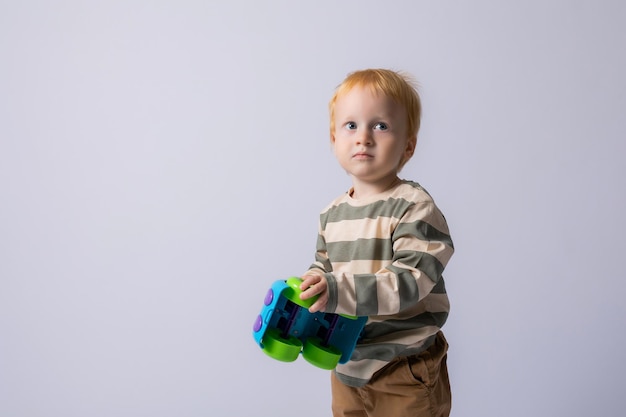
[
  {"xmin": 392, "ymin": 251, "xmax": 444, "ymax": 283},
  {"xmin": 355, "ymin": 274, "xmax": 378, "ymax": 316},
  {"xmin": 350, "ymin": 332, "xmax": 438, "ymax": 362},
  {"xmin": 388, "ymin": 264, "xmax": 448, "ymax": 310},
  {"xmin": 326, "ymin": 238, "xmax": 393, "ymax": 262},
  {"xmin": 390, "ymin": 266, "xmax": 420, "ymax": 311},
  {"xmin": 325, "ymin": 273, "xmax": 338, "ymax": 313},
  {"xmin": 417, "ymin": 252, "xmax": 444, "ymax": 283},
  {"xmin": 312, "ymin": 234, "xmax": 332, "ymax": 271},
  {"xmin": 333, "ymin": 373, "xmax": 370, "ymax": 388},
  {"xmin": 321, "ymin": 197, "xmax": 414, "ymax": 225},
  {"xmin": 394, "ymin": 220, "xmax": 453, "ymax": 249},
  {"xmin": 315, "ymin": 233, "xmax": 326, "ymax": 251},
  {"xmin": 362, "ymin": 312, "xmax": 448, "ymax": 341},
  {"xmin": 392, "ymin": 250, "xmax": 422, "ymax": 267},
  {"xmin": 431, "ymin": 277, "xmax": 447, "ymax": 294}
]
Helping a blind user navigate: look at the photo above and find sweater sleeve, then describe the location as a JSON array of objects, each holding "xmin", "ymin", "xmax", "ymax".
[
  {"xmin": 321, "ymin": 201, "xmax": 454, "ymax": 317},
  {"xmin": 306, "ymin": 220, "xmax": 332, "ymax": 275}
]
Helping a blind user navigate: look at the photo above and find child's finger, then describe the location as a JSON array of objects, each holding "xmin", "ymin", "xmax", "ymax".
[
  {"xmin": 300, "ymin": 284, "xmax": 320, "ymax": 300},
  {"xmin": 300, "ymin": 274, "xmax": 321, "ymax": 290},
  {"xmin": 309, "ymin": 293, "xmax": 328, "ymax": 313}
]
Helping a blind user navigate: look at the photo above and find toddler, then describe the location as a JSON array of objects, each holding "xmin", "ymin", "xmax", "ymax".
[{"xmin": 299, "ymin": 69, "xmax": 454, "ymax": 417}]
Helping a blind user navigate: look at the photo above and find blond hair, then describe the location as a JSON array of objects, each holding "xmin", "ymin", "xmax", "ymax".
[{"xmin": 329, "ymin": 69, "xmax": 422, "ymax": 169}]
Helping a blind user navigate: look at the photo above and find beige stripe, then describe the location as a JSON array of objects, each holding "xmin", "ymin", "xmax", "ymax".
[
  {"xmin": 419, "ymin": 293, "xmax": 450, "ymax": 313},
  {"xmin": 324, "ymin": 217, "xmax": 396, "ymax": 243},
  {"xmin": 376, "ymin": 278, "xmax": 400, "ymax": 313},
  {"xmin": 393, "ymin": 235, "xmax": 431, "ymax": 253},
  {"xmin": 324, "ymin": 206, "xmax": 451, "ymax": 244},
  {"xmin": 332, "ymin": 260, "xmax": 389, "ymax": 275},
  {"xmin": 335, "ymin": 273, "xmax": 358, "ymax": 316}
]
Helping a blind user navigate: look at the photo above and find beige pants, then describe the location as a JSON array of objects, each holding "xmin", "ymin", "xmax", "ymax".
[{"xmin": 331, "ymin": 331, "xmax": 451, "ymax": 417}]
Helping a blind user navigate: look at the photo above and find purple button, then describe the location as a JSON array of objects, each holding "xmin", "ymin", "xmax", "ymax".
[
  {"xmin": 253, "ymin": 315, "xmax": 263, "ymax": 332},
  {"xmin": 264, "ymin": 289, "xmax": 274, "ymax": 306}
]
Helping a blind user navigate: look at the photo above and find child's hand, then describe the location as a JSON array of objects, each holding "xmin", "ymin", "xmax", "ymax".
[{"xmin": 299, "ymin": 274, "xmax": 328, "ymax": 313}]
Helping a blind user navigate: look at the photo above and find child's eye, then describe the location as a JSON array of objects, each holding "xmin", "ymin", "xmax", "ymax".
[
  {"xmin": 374, "ymin": 122, "xmax": 388, "ymax": 131},
  {"xmin": 345, "ymin": 122, "xmax": 357, "ymax": 130}
]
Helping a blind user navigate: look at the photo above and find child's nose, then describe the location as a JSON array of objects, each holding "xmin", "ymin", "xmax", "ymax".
[{"xmin": 356, "ymin": 130, "xmax": 373, "ymax": 145}]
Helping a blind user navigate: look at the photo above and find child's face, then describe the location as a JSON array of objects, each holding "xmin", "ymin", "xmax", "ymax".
[{"xmin": 332, "ymin": 86, "xmax": 412, "ymax": 190}]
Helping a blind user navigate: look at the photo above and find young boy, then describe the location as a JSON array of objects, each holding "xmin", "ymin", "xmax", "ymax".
[{"xmin": 299, "ymin": 69, "xmax": 454, "ymax": 417}]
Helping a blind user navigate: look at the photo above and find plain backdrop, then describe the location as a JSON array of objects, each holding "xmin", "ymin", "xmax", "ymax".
[{"xmin": 1, "ymin": 1, "xmax": 625, "ymax": 416}]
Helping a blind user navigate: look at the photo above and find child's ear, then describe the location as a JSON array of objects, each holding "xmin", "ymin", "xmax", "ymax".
[{"xmin": 404, "ymin": 137, "xmax": 416, "ymax": 158}]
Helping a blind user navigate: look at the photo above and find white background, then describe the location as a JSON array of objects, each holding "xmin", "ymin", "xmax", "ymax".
[{"xmin": 1, "ymin": 1, "xmax": 625, "ymax": 416}]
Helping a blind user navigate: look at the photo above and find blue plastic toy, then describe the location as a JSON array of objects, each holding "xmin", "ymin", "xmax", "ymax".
[{"xmin": 252, "ymin": 277, "xmax": 367, "ymax": 370}]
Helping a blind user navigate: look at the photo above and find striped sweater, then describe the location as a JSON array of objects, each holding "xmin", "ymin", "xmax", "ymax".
[{"xmin": 306, "ymin": 180, "xmax": 454, "ymax": 387}]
